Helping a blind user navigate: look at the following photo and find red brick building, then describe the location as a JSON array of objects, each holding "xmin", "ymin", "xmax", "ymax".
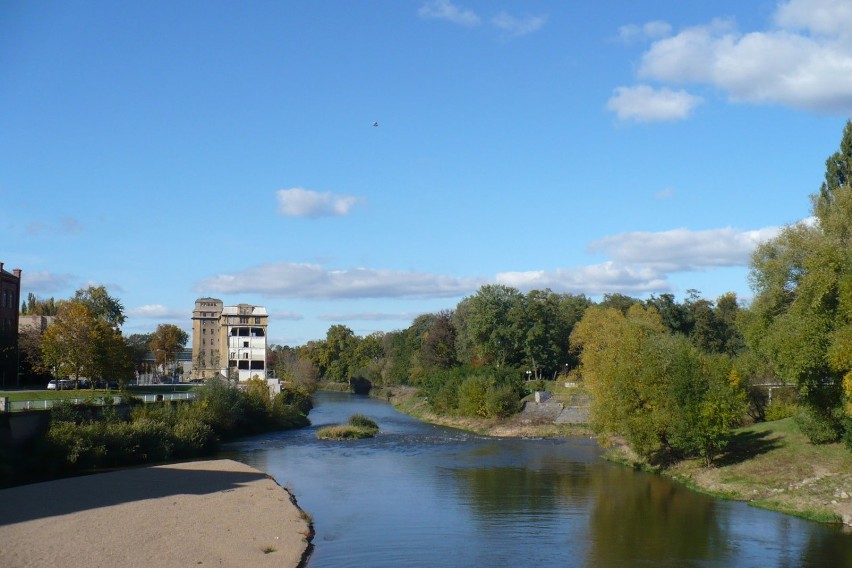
[{"xmin": 0, "ymin": 262, "xmax": 22, "ymax": 387}]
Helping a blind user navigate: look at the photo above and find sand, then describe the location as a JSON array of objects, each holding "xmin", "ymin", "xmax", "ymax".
[{"xmin": 0, "ymin": 459, "xmax": 313, "ymax": 568}]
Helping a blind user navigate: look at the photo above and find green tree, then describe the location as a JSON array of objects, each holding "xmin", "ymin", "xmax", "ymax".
[
  {"xmin": 20, "ymin": 293, "xmax": 57, "ymax": 316},
  {"xmin": 460, "ymin": 285, "xmax": 523, "ymax": 367},
  {"xmin": 73, "ymin": 285, "xmax": 126, "ymax": 328},
  {"xmin": 41, "ymin": 302, "xmax": 99, "ymax": 381},
  {"xmin": 149, "ymin": 324, "xmax": 188, "ymax": 378},
  {"xmin": 571, "ymin": 304, "xmax": 744, "ymax": 463},
  {"xmin": 742, "ymin": 120, "xmax": 852, "ymax": 443},
  {"xmin": 570, "ymin": 304, "xmax": 667, "ymax": 457}
]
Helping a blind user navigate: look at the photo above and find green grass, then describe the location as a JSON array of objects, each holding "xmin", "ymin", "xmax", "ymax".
[
  {"xmin": 0, "ymin": 384, "xmax": 198, "ymax": 402},
  {"xmin": 316, "ymin": 424, "xmax": 376, "ymax": 440},
  {"xmin": 316, "ymin": 414, "xmax": 380, "ymax": 440},
  {"xmin": 664, "ymin": 417, "xmax": 852, "ymax": 524}
]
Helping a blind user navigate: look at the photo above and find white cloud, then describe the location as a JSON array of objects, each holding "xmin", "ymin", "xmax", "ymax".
[
  {"xmin": 491, "ymin": 12, "xmax": 547, "ymax": 37},
  {"xmin": 498, "ymin": 225, "xmax": 781, "ymax": 296},
  {"xmin": 276, "ymin": 187, "xmax": 362, "ymax": 218},
  {"xmin": 618, "ymin": 21, "xmax": 673, "ymax": 44},
  {"xmin": 606, "ymin": 85, "xmax": 703, "ymax": 122},
  {"xmin": 588, "ymin": 226, "xmax": 780, "ymax": 272},
  {"xmin": 19, "ymin": 271, "xmax": 75, "ymax": 294},
  {"xmin": 418, "ymin": 0, "xmax": 480, "ymax": 27},
  {"xmin": 774, "ymin": 0, "xmax": 852, "ymax": 39},
  {"xmin": 195, "ymin": 224, "xmax": 784, "ymax": 302},
  {"xmin": 127, "ymin": 304, "xmax": 188, "ymax": 319},
  {"xmin": 196, "ymin": 263, "xmax": 483, "ymax": 299},
  {"xmin": 318, "ymin": 311, "xmax": 420, "ymax": 322},
  {"xmin": 613, "ymin": 1, "xmax": 852, "ymax": 117},
  {"xmin": 497, "ymin": 263, "xmax": 671, "ymax": 296}
]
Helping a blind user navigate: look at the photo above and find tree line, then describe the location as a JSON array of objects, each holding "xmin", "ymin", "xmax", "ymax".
[{"xmin": 291, "ymin": 121, "xmax": 852, "ymax": 462}]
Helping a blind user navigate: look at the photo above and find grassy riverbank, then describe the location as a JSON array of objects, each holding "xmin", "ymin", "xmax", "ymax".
[{"xmin": 372, "ymin": 385, "xmax": 852, "ymax": 526}]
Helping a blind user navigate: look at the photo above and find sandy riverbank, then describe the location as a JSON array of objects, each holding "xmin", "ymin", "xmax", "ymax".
[{"xmin": 0, "ymin": 459, "xmax": 313, "ymax": 568}]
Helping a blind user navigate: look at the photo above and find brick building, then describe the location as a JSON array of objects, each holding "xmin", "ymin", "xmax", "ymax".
[
  {"xmin": 191, "ymin": 298, "xmax": 268, "ymax": 381},
  {"xmin": 0, "ymin": 262, "xmax": 22, "ymax": 387}
]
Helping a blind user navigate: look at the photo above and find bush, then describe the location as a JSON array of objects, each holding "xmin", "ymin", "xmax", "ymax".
[
  {"xmin": 486, "ymin": 384, "xmax": 520, "ymax": 419},
  {"xmin": 765, "ymin": 399, "xmax": 799, "ymax": 422},
  {"xmin": 457, "ymin": 376, "xmax": 490, "ymax": 418},
  {"xmin": 348, "ymin": 414, "xmax": 378, "ymax": 430},
  {"xmin": 173, "ymin": 417, "xmax": 216, "ymax": 456},
  {"xmin": 795, "ymin": 406, "xmax": 843, "ymax": 444}
]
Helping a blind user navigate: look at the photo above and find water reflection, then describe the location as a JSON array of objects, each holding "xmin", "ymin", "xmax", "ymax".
[{"xmin": 224, "ymin": 392, "xmax": 852, "ymax": 567}]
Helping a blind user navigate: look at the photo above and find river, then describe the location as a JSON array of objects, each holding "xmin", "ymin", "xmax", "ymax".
[{"xmin": 223, "ymin": 391, "xmax": 852, "ymax": 567}]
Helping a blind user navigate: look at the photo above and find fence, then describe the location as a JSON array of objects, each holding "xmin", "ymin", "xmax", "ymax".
[{"xmin": 1, "ymin": 392, "xmax": 197, "ymax": 413}]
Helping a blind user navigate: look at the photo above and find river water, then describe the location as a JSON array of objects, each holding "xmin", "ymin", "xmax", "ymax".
[{"xmin": 223, "ymin": 391, "xmax": 852, "ymax": 567}]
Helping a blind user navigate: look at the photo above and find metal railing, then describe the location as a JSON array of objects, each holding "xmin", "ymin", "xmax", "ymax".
[{"xmin": 6, "ymin": 392, "xmax": 197, "ymax": 412}]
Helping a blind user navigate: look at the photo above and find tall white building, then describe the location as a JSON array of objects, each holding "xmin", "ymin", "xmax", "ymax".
[{"xmin": 191, "ymin": 298, "xmax": 268, "ymax": 382}]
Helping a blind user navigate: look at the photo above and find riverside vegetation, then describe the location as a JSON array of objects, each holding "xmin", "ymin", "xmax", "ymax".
[
  {"xmin": 0, "ymin": 378, "xmax": 313, "ymax": 487},
  {"xmin": 316, "ymin": 414, "xmax": 379, "ymax": 440}
]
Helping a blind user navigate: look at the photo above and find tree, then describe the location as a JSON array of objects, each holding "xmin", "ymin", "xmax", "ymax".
[
  {"xmin": 570, "ymin": 304, "xmax": 667, "ymax": 457},
  {"xmin": 126, "ymin": 333, "xmax": 152, "ymax": 376},
  {"xmin": 419, "ymin": 310, "xmax": 458, "ymax": 371},
  {"xmin": 73, "ymin": 285, "xmax": 126, "ymax": 328},
  {"xmin": 41, "ymin": 302, "xmax": 99, "ymax": 381},
  {"xmin": 149, "ymin": 324, "xmax": 188, "ymax": 378},
  {"xmin": 20, "ymin": 293, "xmax": 57, "ymax": 316},
  {"xmin": 742, "ymin": 120, "xmax": 852, "ymax": 443},
  {"xmin": 460, "ymin": 285, "xmax": 523, "ymax": 367},
  {"xmin": 571, "ymin": 304, "xmax": 745, "ymax": 463}
]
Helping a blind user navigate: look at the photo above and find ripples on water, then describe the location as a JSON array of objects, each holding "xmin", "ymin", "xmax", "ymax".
[{"xmin": 223, "ymin": 392, "xmax": 852, "ymax": 568}]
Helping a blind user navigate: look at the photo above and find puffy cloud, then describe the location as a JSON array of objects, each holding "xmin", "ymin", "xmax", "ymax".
[
  {"xmin": 497, "ymin": 225, "xmax": 780, "ymax": 296},
  {"xmin": 418, "ymin": 0, "xmax": 480, "ymax": 27},
  {"xmin": 196, "ymin": 225, "xmax": 783, "ymax": 302},
  {"xmin": 196, "ymin": 263, "xmax": 483, "ymax": 299},
  {"xmin": 588, "ymin": 226, "xmax": 780, "ymax": 271},
  {"xmin": 497, "ymin": 263, "xmax": 671, "ymax": 296},
  {"xmin": 606, "ymin": 85, "xmax": 703, "ymax": 122},
  {"xmin": 774, "ymin": 0, "xmax": 852, "ymax": 39},
  {"xmin": 491, "ymin": 12, "xmax": 547, "ymax": 37},
  {"xmin": 612, "ymin": 1, "xmax": 852, "ymax": 119},
  {"xmin": 276, "ymin": 188, "xmax": 362, "ymax": 218}
]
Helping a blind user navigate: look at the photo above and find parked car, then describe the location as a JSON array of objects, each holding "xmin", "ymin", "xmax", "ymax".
[{"xmin": 47, "ymin": 379, "xmax": 73, "ymax": 390}]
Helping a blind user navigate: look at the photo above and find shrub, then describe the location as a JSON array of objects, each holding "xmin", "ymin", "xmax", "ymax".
[
  {"xmin": 130, "ymin": 417, "xmax": 174, "ymax": 462},
  {"xmin": 173, "ymin": 417, "xmax": 216, "ymax": 456},
  {"xmin": 486, "ymin": 384, "xmax": 520, "ymax": 419},
  {"xmin": 765, "ymin": 399, "xmax": 799, "ymax": 422},
  {"xmin": 457, "ymin": 376, "xmax": 490, "ymax": 418},
  {"xmin": 348, "ymin": 414, "xmax": 378, "ymax": 430},
  {"xmin": 795, "ymin": 405, "xmax": 843, "ymax": 444}
]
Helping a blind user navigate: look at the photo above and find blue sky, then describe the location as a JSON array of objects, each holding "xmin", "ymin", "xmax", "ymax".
[{"xmin": 3, "ymin": 0, "xmax": 851, "ymax": 345}]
